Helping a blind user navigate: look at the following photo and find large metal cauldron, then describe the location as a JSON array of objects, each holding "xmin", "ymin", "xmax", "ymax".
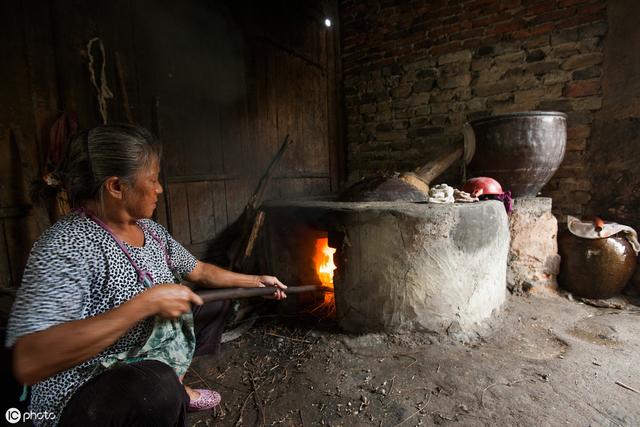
[{"xmin": 466, "ymin": 111, "xmax": 566, "ymax": 197}]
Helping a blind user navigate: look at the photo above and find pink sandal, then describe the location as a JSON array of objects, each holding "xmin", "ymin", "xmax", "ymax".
[{"xmin": 187, "ymin": 389, "xmax": 221, "ymax": 412}]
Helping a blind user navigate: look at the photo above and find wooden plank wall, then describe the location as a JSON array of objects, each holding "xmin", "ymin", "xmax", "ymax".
[{"xmin": 0, "ymin": 0, "xmax": 341, "ymax": 288}]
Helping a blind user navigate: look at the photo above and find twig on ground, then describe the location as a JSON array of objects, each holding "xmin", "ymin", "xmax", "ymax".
[
  {"xmin": 215, "ymin": 367, "xmax": 231, "ymax": 379},
  {"xmin": 250, "ymin": 373, "xmax": 265, "ymax": 426},
  {"xmin": 615, "ymin": 381, "xmax": 640, "ymax": 393},
  {"xmin": 394, "ymin": 353, "xmax": 418, "ymax": 368},
  {"xmin": 265, "ymin": 332, "xmax": 312, "ymax": 343},
  {"xmin": 299, "ymin": 409, "xmax": 305, "ymax": 427},
  {"xmin": 234, "ymin": 391, "xmax": 255, "ymax": 427},
  {"xmin": 189, "ymin": 366, "xmax": 214, "ymax": 390},
  {"xmin": 390, "ymin": 393, "xmax": 432, "ymax": 427},
  {"xmin": 388, "ymin": 376, "xmax": 396, "ymax": 396},
  {"xmin": 481, "ymin": 379, "xmax": 525, "ymax": 408}
]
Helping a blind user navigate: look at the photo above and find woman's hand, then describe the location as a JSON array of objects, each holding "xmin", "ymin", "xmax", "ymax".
[
  {"xmin": 256, "ymin": 275, "xmax": 287, "ymax": 300},
  {"xmin": 11, "ymin": 284, "xmax": 202, "ymax": 385},
  {"xmin": 136, "ymin": 284, "xmax": 203, "ymax": 319}
]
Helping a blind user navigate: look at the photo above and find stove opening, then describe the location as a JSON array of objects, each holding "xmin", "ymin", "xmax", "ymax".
[{"xmin": 311, "ymin": 236, "xmax": 336, "ymax": 317}]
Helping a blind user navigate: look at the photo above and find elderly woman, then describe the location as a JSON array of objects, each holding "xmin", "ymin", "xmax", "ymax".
[{"xmin": 6, "ymin": 124, "xmax": 286, "ymax": 426}]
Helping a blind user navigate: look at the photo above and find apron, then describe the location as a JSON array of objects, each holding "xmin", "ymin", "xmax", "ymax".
[{"xmin": 77, "ymin": 208, "xmax": 196, "ymax": 377}]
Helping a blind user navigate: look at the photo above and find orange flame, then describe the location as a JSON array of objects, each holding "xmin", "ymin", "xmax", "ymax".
[{"xmin": 313, "ymin": 237, "xmax": 336, "ymax": 307}]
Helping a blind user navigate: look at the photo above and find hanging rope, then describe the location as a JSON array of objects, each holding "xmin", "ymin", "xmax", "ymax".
[{"xmin": 86, "ymin": 37, "xmax": 113, "ymax": 124}]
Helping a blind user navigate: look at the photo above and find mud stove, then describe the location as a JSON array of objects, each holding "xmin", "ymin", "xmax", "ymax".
[{"xmin": 260, "ymin": 198, "xmax": 509, "ymax": 334}]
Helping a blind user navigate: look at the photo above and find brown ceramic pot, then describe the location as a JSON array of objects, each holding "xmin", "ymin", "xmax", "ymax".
[
  {"xmin": 467, "ymin": 111, "xmax": 566, "ymax": 197},
  {"xmin": 558, "ymin": 231, "xmax": 637, "ymax": 299}
]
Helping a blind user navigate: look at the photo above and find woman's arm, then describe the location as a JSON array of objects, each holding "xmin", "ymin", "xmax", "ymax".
[
  {"xmin": 12, "ymin": 284, "xmax": 203, "ymax": 385},
  {"xmin": 185, "ymin": 262, "xmax": 287, "ymax": 298}
]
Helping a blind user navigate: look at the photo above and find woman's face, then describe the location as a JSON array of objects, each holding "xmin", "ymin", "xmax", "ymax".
[{"xmin": 124, "ymin": 158, "xmax": 163, "ymax": 219}]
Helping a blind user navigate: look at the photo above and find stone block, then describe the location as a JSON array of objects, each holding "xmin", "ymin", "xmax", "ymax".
[
  {"xmin": 566, "ymin": 138, "xmax": 587, "ymax": 151},
  {"xmin": 471, "ymin": 57, "xmax": 492, "ymax": 71},
  {"xmin": 571, "ymin": 190, "xmax": 591, "ymax": 204},
  {"xmin": 393, "ymin": 110, "xmax": 413, "ymax": 119},
  {"xmin": 375, "ymin": 122, "xmax": 393, "ymax": 132},
  {"xmin": 542, "ymin": 70, "xmax": 571, "ymax": 85},
  {"xmin": 467, "ymin": 97, "xmax": 487, "ymax": 111},
  {"xmin": 440, "ymin": 61, "xmax": 470, "ymax": 76},
  {"xmin": 567, "ymin": 124, "xmax": 591, "ymax": 140},
  {"xmin": 360, "ymin": 104, "xmax": 377, "ymax": 114},
  {"xmin": 494, "ymin": 51, "xmax": 526, "ymax": 64},
  {"xmin": 475, "ymin": 67, "xmax": 504, "ymax": 85},
  {"xmin": 375, "ymin": 110, "xmax": 392, "ymax": 122},
  {"xmin": 571, "ymin": 66, "xmax": 600, "ymax": 80},
  {"xmin": 578, "ymin": 37, "xmax": 602, "ymax": 53},
  {"xmin": 399, "ymin": 71, "xmax": 416, "ymax": 85},
  {"xmin": 404, "ymin": 58, "xmax": 437, "ymax": 71},
  {"xmin": 505, "ymin": 74, "xmax": 540, "ymax": 90},
  {"xmin": 409, "ymin": 117, "xmax": 429, "ymax": 127},
  {"xmin": 556, "ymin": 177, "xmax": 591, "ymax": 191},
  {"xmin": 413, "ymin": 106, "xmax": 431, "ymax": 117},
  {"xmin": 526, "ymin": 49, "xmax": 547, "ymax": 62},
  {"xmin": 514, "ymin": 85, "xmax": 562, "ymax": 105},
  {"xmin": 473, "ymin": 81, "xmax": 517, "ymax": 97},
  {"xmin": 523, "ymin": 34, "xmax": 551, "ymax": 49},
  {"xmin": 566, "ymin": 110, "xmax": 593, "ymax": 124},
  {"xmin": 525, "ymin": 61, "xmax": 560, "ymax": 75},
  {"xmin": 416, "ymin": 68, "xmax": 438, "ymax": 79},
  {"xmin": 501, "ymin": 67, "xmax": 524, "ymax": 80},
  {"xmin": 391, "ymin": 84, "xmax": 413, "ymax": 98},
  {"xmin": 413, "ymin": 79, "xmax": 435, "ymax": 92},
  {"xmin": 551, "ymin": 28, "xmax": 579, "ymax": 46},
  {"xmin": 438, "ymin": 49, "xmax": 473, "ymax": 65},
  {"xmin": 392, "ymin": 120, "xmax": 409, "ymax": 130},
  {"xmin": 453, "ymin": 87, "xmax": 473, "ymax": 100},
  {"xmin": 430, "ymin": 89, "xmax": 456, "ymax": 102},
  {"xmin": 570, "ymin": 96, "xmax": 602, "ymax": 111},
  {"xmin": 430, "ymin": 102, "xmax": 449, "ymax": 114},
  {"xmin": 430, "ymin": 114, "xmax": 450, "ymax": 126},
  {"xmin": 549, "ymin": 42, "xmax": 580, "ymax": 58},
  {"xmin": 408, "ymin": 126, "xmax": 444, "ymax": 138},
  {"xmin": 561, "ymin": 53, "xmax": 603, "ymax": 70},
  {"xmin": 537, "ymin": 99, "xmax": 573, "ymax": 111},
  {"xmin": 494, "ymin": 102, "xmax": 536, "ymax": 114},
  {"xmin": 563, "ymin": 79, "xmax": 600, "ymax": 97},
  {"xmin": 375, "ymin": 130, "xmax": 407, "ymax": 142},
  {"xmin": 437, "ymin": 73, "xmax": 472, "ymax": 89},
  {"xmin": 474, "ymin": 45, "xmax": 494, "ymax": 57},
  {"xmin": 577, "ymin": 21, "xmax": 607, "ymax": 39},
  {"xmin": 507, "ymin": 197, "xmax": 560, "ymax": 293},
  {"xmin": 409, "ymin": 92, "xmax": 431, "ymax": 106}
]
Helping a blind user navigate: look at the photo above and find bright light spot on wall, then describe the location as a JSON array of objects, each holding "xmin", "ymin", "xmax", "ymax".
[{"xmin": 324, "ymin": 18, "xmax": 332, "ymax": 27}]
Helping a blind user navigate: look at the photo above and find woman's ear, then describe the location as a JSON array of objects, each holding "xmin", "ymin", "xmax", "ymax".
[{"xmin": 103, "ymin": 176, "xmax": 124, "ymax": 200}]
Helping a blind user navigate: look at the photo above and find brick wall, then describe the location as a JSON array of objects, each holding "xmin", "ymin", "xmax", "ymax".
[{"xmin": 340, "ymin": 0, "xmax": 607, "ymax": 218}]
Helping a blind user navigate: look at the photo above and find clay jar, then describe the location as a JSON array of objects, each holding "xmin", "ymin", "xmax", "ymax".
[{"xmin": 558, "ymin": 231, "xmax": 637, "ymax": 299}]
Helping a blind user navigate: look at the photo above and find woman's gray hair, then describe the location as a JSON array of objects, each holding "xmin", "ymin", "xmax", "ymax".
[{"xmin": 50, "ymin": 123, "xmax": 161, "ymax": 206}]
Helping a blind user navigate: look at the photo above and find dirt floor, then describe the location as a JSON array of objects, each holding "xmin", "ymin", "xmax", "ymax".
[{"xmin": 185, "ymin": 293, "xmax": 640, "ymax": 427}]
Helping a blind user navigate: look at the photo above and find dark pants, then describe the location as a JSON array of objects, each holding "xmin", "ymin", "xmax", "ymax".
[{"xmin": 58, "ymin": 299, "xmax": 231, "ymax": 427}]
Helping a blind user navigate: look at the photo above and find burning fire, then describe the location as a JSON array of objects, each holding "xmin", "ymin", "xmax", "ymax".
[{"xmin": 313, "ymin": 237, "xmax": 336, "ymax": 311}]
